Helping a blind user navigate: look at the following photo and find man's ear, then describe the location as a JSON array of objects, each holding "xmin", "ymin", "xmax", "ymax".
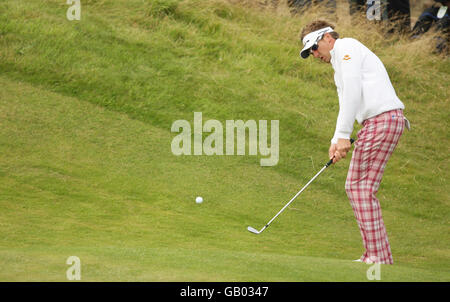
[
  {"xmin": 323, "ymin": 33, "xmax": 336, "ymax": 46},
  {"xmin": 323, "ymin": 33, "xmax": 332, "ymax": 42}
]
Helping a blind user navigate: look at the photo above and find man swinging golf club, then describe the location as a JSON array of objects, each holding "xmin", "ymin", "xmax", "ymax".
[{"xmin": 300, "ymin": 20, "xmax": 410, "ymax": 264}]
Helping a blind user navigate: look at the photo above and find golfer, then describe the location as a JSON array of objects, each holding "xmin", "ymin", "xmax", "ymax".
[{"xmin": 300, "ymin": 20, "xmax": 410, "ymax": 264}]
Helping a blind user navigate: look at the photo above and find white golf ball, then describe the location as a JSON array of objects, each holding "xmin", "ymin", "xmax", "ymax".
[{"xmin": 195, "ymin": 196, "xmax": 203, "ymax": 204}]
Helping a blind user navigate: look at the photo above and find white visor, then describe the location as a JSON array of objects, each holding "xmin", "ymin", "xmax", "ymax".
[{"xmin": 300, "ymin": 26, "xmax": 334, "ymax": 59}]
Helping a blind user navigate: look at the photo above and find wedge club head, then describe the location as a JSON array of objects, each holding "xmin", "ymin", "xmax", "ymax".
[
  {"xmin": 247, "ymin": 225, "xmax": 268, "ymax": 235},
  {"xmin": 247, "ymin": 226, "xmax": 260, "ymax": 234}
]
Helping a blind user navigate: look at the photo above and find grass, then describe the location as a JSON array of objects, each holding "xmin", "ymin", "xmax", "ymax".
[{"xmin": 0, "ymin": 0, "xmax": 448, "ymax": 281}]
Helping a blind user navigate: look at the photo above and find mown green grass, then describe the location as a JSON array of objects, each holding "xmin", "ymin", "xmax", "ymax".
[{"xmin": 0, "ymin": 0, "xmax": 448, "ymax": 281}]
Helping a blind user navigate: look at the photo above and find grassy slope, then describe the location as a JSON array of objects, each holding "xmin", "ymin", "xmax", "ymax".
[{"xmin": 0, "ymin": 0, "xmax": 448, "ymax": 281}]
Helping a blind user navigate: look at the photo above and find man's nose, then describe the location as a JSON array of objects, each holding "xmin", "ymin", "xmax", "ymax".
[{"xmin": 312, "ymin": 49, "xmax": 319, "ymax": 58}]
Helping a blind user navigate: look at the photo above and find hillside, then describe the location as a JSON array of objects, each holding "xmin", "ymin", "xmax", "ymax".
[{"xmin": 0, "ymin": 0, "xmax": 448, "ymax": 281}]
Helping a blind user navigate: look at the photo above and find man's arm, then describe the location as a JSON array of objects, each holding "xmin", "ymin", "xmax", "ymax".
[{"xmin": 330, "ymin": 40, "xmax": 362, "ymax": 163}]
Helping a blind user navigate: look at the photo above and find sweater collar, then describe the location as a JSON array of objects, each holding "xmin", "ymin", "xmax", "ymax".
[{"xmin": 330, "ymin": 38, "xmax": 340, "ymax": 66}]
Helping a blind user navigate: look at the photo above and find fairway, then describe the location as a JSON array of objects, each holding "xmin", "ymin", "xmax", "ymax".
[{"xmin": 0, "ymin": 0, "xmax": 449, "ymax": 282}]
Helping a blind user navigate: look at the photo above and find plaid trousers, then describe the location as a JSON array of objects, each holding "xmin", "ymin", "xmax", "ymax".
[{"xmin": 345, "ymin": 109, "xmax": 405, "ymax": 264}]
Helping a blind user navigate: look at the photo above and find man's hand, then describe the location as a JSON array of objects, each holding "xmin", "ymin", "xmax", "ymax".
[
  {"xmin": 330, "ymin": 138, "xmax": 351, "ymax": 164},
  {"xmin": 329, "ymin": 144, "xmax": 337, "ymax": 161}
]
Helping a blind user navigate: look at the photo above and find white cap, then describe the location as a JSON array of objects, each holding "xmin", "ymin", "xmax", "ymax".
[{"xmin": 300, "ymin": 26, "xmax": 334, "ymax": 59}]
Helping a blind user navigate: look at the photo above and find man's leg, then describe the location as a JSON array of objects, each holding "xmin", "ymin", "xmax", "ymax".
[{"xmin": 345, "ymin": 109, "xmax": 404, "ymax": 264}]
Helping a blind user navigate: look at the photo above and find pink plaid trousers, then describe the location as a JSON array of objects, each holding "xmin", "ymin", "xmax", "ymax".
[{"xmin": 345, "ymin": 109, "xmax": 405, "ymax": 264}]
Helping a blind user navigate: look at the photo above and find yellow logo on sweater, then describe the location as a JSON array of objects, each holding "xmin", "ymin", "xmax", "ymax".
[{"xmin": 343, "ymin": 55, "xmax": 351, "ymax": 60}]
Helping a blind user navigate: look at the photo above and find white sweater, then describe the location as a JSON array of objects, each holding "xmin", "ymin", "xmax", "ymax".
[{"xmin": 330, "ymin": 38, "xmax": 405, "ymax": 144}]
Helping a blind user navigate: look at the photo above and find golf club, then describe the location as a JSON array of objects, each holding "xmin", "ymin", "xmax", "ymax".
[{"xmin": 247, "ymin": 138, "xmax": 355, "ymax": 235}]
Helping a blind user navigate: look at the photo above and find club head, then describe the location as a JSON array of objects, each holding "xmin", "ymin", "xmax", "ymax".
[{"xmin": 247, "ymin": 226, "xmax": 261, "ymax": 234}]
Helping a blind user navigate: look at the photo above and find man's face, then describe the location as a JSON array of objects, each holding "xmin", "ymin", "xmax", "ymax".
[{"xmin": 310, "ymin": 34, "xmax": 334, "ymax": 63}]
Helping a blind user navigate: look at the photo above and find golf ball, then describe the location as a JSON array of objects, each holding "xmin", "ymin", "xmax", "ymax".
[{"xmin": 195, "ymin": 196, "xmax": 203, "ymax": 204}]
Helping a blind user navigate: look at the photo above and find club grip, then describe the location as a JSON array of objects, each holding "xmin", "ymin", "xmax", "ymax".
[{"xmin": 326, "ymin": 138, "xmax": 355, "ymax": 167}]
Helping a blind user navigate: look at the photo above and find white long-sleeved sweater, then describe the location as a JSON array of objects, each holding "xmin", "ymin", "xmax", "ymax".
[{"xmin": 330, "ymin": 38, "xmax": 405, "ymax": 144}]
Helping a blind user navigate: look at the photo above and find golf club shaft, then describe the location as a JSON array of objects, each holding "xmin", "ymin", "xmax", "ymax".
[
  {"xmin": 262, "ymin": 164, "xmax": 328, "ymax": 230},
  {"xmin": 259, "ymin": 138, "xmax": 355, "ymax": 231}
]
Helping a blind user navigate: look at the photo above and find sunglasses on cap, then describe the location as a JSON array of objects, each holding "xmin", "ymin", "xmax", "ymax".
[
  {"xmin": 309, "ymin": 33, "xmax": 324, "ymax": 54},
  {"xmin": 300, "ymin": 26, "xmax": 334, "ymax": 59}
]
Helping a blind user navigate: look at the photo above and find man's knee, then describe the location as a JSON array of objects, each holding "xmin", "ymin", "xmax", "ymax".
[{"xmin": 345, "ymin": 179, "xmax": 355, "ymax": 199}]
